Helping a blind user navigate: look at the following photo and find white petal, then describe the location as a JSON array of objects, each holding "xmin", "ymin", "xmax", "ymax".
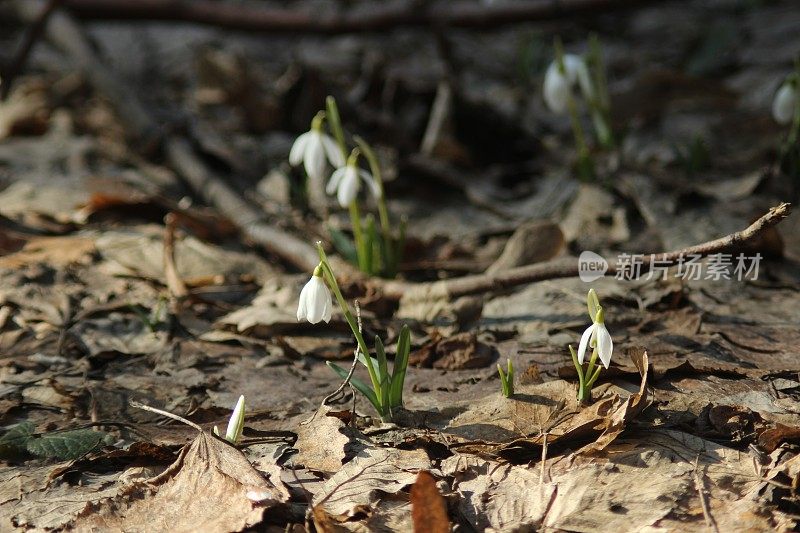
[
  {"xmin": 289, "ymin": 132, "xmax": 310, "ymax": 166},
  {"xmin": 326, "ymin": 167, "xmax": 346, "ymax": 195},
  {"xmin": 304, "ymin": 133, "xmax": 327, "ymax": 180},
  {"xmin": 543, "ymin": 61, "xmax": 569, "ymax": 114},
  {"xmin": 772, "ymin": 83, "xmax": 797, "ymax": 125},
  {"xmin": 306, "ymin": 276, "xmax": 328, "ymax": 323},
  {"xmin": 297, "ymin": 278, "xmax": 312, "ymax": 321},
  {"xmin": 225, "ymin": 395, "xmax": 245, "ymax": 443},
  {"xmin": 337, "ymin": 167, "xmax": 360, "ymax": 207},
  {"xmin": 360, "ymin": 169, "xmax": 380, "ymax": 198},
  {"xmin": 321, "ymin": 286, "xmax": 332, "ymax": 323},
  {"xmin": 577, "ymin": 323, "xmax": 595, "ymax": 365},
  {"xmin": 596, "ymin": 324, "xmax": 613, "ymax": 368},
  {"xmin": 321, "ymin": 134, "xmax": 345, "ymax": 168}
]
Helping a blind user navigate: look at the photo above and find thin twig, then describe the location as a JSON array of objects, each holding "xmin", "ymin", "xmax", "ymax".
[
  {"xmin": 1, "ymin": 0, "xmax": 63, "ymax": 100},
  {"xmin": 129, "ymin": 400, "xmax": 203, "ymax": 432},
  {"xmin": 301, "ymin": 302, "xmax": 363, "ymax": 426},
  {"xmin": 322, "ymin": 301, "xmax": 363, "ymax": 407},
  {"xmin": 693, "ymin": 455, "xmax": 720, "ymax": 533},
  {"xmin": 539, "ymin": 432, "xmax": 548, "ymax": 485},
  {"xmin": 61, "ymin": 0, "xmax": 652, "ymax": 34},
  {"xmin": 163, "ymin": 212, "xmax": 189, "ymax": 300}
]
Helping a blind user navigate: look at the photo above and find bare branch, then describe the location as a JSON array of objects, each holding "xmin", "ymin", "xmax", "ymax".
[{"xmin": 61, "ymin": 0, "xmax": 650, "ymax": 34}]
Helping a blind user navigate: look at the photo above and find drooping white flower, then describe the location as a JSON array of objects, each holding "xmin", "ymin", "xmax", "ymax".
[
  {"xmin": 326, "ymin": 161, "xmax": 379, "ymax": 208},
  {"xmin": 772, "ymin": 82, "xmax": 798, "ymax": 125},
  {"xmin": 289, "ymin": 117, "xmax": 345, "ymax": 181},
  {"xmin": 577, "ymin": 308, "xmax": 613, "ymax": 369},
  {"xmin": 543, "ymin": 54, "xmax": 593, "ymax": 114},
  {"xmin": 296, "ymin": 270, "xmax": 332, "ymax": 324},
  {"xmin": 225, "ymin": 395, "xmax": 245, "ymax": 444}
]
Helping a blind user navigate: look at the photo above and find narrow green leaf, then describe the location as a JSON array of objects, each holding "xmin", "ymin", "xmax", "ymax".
[
  {"xmin": 365, "ymin": 215, "xmax": 377, "ymax": 276},
  {"xmin": 389, "ymin": 324, "xmax": 411, "ymax": 407},
  {"xmin": 375, "ymin": 336, "xmax": 390, "ymax": 410},
  {"xmin": 326, "ymin": 361, "xmax": 379, "ymax": 410},
  {"xmin": 0, "ymin": 422, "xmax": 36, "ymax": 458},
  {"xmin": 26, "ymin": 429, "xmax": 107, "ymax": 460}
]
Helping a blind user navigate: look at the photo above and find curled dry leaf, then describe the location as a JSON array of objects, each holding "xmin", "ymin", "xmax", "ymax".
[{"xmin": 73, "ymin": 432, "xmax": 288, "ymax": 533}]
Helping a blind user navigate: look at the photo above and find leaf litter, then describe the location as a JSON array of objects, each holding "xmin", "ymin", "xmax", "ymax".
[{"xmin": 1, "ymin": 1, "xmax": 800, "ymax": 532}]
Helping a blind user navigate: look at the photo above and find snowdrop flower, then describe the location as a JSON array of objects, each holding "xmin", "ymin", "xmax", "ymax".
[
  {"xmin": 543, "ymin": 54, "xmax": 593, "ymax": 114},
  {"xmin": 772, "ymin": 81, "xmax": 798, "ymax": 125},
  {"xmin": 289, "ymin": 112, "xmax": 345, "ymax": 181},
  {"xmin": 296, "ymin": 266, "xmax": 333, "ymax": 324},
  {"xmin": 577, "ymin": 307, "xmax": 613, "ymax": 369},
  {"xmin": 326, "ymin": 150, "xmax": 380, "ymax": 208},
  {"xmin": 225, "ymin": 395, "xmax": 245, "ymax": 444}
]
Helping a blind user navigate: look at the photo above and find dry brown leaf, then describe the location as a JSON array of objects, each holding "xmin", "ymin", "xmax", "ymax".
[
  {"xmin": 74, "ymin": 432, "xmax": 288, "ymax": 532},
  {"xmin": 410, "ymin": 471, "xmax": 449, "ymax": 533},
  {"xmin": 312, "ymin": 448, "xmax": 430, "ymax": 523},
  {"xmin": 294, "ymin": 406, "xmax": 372, "ymax": 473}
]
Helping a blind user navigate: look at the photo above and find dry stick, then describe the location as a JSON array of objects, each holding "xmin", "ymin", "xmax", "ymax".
[
  {"xmin": 693, "ymin": 455, "xmax": 720, "ymax": 533},
  {"xmin": 303, "ymin": 302, "xmax": 364, "ymax": 426},
  {"xmin": 384, "ymin": 202, "xmax": 793, "ymax": 302},
  {"xmin": 130, "ymin": 400, "xmax": 203, "ymax": 432},
  {"xmin": 165, "ymin": 138, "xmax": 320, "ymax": 272},
  {"xmin": 163, "ymin": 212, "xmax": 189, "ymax": 301},
  {"xmin": 1, "ymin": 0, "xmax": 63, "ymax": 100},
  {"xmin": 62, "ymin": 0, "xmax": 652, "ymax": 34}
]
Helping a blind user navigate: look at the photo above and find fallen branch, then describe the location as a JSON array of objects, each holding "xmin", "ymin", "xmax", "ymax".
[
  {"xmin": 386, "ymin": 202, "xmax": 792, "ymax": 302},
  {"xmin": 165, "ymin": 137, "xmax": 320, "ymax": 272},
  {"xmin": 61, "ymin": 0, "xmax": 649, "ymax": 34}
]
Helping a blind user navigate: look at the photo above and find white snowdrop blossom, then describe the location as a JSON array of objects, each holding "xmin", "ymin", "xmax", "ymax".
[
  {"xmin": 225, "ymin": 395, "xmax": 245, "ymax": 444},
  {"xmin": 772, "ymin": 82, "xmax": 798, "ymax": 125},
  {"xmin": 326, "ymin": 161, "xmax": 379, "ymax": 208},
  {"xmin": 543, "ymin": 54, "xmax": 593, "ymax": 114},
  {"xmin": 297, "ymin": 269, "xmax": 333, "ymax": 324},
  {"xmin": 289, "ymin": 116, "xmax": 345, "ymax": 181},
  {"xmin": 577, "ymin": 308, "xmax": 613, "ymax": 369}
]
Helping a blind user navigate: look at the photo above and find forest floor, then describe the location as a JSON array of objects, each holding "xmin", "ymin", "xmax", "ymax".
[{"xmin": 1, "ymin": 0, "xmax": 800, "ymax": 531}]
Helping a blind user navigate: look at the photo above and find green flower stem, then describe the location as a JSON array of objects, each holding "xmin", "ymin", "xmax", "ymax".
[
  {"xmin": 356, "ymin": 136, "xmax": 397, "ymax": 276},
  {"xmin": 325, "ymin": 96, "xmax": 348, "ymax": 159},
  {"xmin": 316, "ymin": 244, "xmax": 383, "ymax": 401},
  {"xmin": 587, "ymin": 34, "xmax": 614, "ymax": 149},
  {"xmin": 585, "ymin": 365, "xmax": 603, "ymax": 390},
  {"xmin": 348, "ymin": 200, "xmax": 368, "ymax": 271},
  {"xmin": 355, "ymin": 137, "xmax": 391, "ymax": 233},
  {"xmin": 569, "ymin": 345, "xmax": 586, "ymax": 396},
  {"xmin": 555, "ymin": 39, "xmax": 592, "ymax": 180},
  {"xmin": 584, "ymin": 345, "xmax": 599, "ymax": 386}
]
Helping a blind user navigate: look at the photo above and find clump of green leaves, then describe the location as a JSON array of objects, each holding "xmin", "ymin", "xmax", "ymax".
[
  {"xmin": 497, "ymin": 359, "xmax": 515, "ymax": 398},
  {"xmin": 0, "ymin": 422, "xmax": 111, "ymax": 461},
  {"xmin": 302, "ymin": 243, "xmax": 411, "ymax": 421}
]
